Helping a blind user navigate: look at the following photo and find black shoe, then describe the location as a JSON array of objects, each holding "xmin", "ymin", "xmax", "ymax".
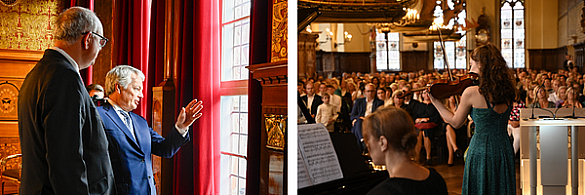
[
  {"xmin": 455, "ymin": 149, "xmax": 463, "ymax": 158},
  {"xmin": 447, "ymin": 163, "xmax": 454, "ymax": 167},
  {"xmin": 425, "ymin": 159, "xmax": 433, "ymax": 165}
]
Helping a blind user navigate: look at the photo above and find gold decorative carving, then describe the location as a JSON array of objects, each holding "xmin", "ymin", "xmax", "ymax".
[
  {"xmin": 265, "ymin": 114, "xmax": 286, "ymax": 150},
  {"xmin": 0, "ymin": 0, "xmax": 61, "ymax": 50},
  {"xmin": 271, "ymin": 0, "xmax": 287, "ymax": 62}
]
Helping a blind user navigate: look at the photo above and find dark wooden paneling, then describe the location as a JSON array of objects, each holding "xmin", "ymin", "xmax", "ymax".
[
  {"xmin": 528, "ymin": 48, "xmax": 563, "ymax": 71},
  {"xmin": 316, "ymin": 51, "xmax": 370, "ymax": 77},
  {"xmin": 401, "ymin": 51, "xmax": 429, "ymax": 72}
]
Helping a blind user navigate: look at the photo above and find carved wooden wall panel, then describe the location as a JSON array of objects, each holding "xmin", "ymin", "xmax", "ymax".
[
  {"xmin": 0, "ymin": 49, "xmax": 43, "ymax": 185},
  {"xmin": 271, "ymin": 0, "xmax": 287, "ymax": 62},
  {"xmin": 248, "ymin": 61, "xmax": 287, "ymax": 195},
  {"xmin": 401, "ymin": 51, "xmax": 429, "ymax": 72}
]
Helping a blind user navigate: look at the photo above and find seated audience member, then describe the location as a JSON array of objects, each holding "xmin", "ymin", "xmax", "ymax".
[
  {"xmin": 533, "ymin": 85, "xmax": 555, "ymax": 108},
  {"xmin": 562, "ymin": 87, "xmax": 583, "ymax": 108},
  {"xmin": 97, "ymin": 65, "xmax": 203, "ymax": 194},
  {"xmin": 444, "ymin": 95, "xmax": 464, "ymax": 166},
  {"xmin": 363, "ymin": 106, "xmax": 448, "ymax": 195},
  {"xmin": 376, "ymin": 87, "xmax": 386, "ymax": 101},
  {"xmin": 315, "ymin": 93, "xmax": 338, "ymax": 132},
  {"xmin": 87, "ymin": 83, "xmax": 105, "ymax": 99},
  {"xmin": 350, "ymin": 83, "xmax": 384, "ymax": 152}
]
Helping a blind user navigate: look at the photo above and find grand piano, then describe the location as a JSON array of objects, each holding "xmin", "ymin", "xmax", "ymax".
[{"xmin": 298, "ymin": 132, "xmax": 388, "ymax": 195}]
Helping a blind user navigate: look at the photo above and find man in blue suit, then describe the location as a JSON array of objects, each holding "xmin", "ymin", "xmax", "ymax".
[
  {"xmin": 350, "ymin": 83, "xmax": 384, "ymax": 152},
  {"xmin": 97, "ymin": 65, "xmax": 203, "ymax": 195}
]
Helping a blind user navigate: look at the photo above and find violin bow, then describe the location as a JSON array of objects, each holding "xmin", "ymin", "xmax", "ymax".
[{"xmin": 436, "ymin": 25, "xmax": 461, "ymax": 104}]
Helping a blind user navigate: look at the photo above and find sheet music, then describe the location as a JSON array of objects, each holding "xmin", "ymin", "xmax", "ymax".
[
  {"xmin": 297, "ymin": 147, "xmax": 313, "ymax": 189},
  {"xmin": 298, "ymin": 124, "xmax": 343, "ymax": 185}
]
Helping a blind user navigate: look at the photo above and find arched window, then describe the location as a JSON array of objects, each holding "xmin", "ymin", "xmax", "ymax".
[
  {"xmin": 501, "ymin": 0, "xmax": 525, "ymax": 68},
  {"xmin": 433, "ymin": 1, "xmax": 467, "ymax": 70},
  {"xmin": 375, "ymin": 32, "xmax": 400, "ymax": 71}
]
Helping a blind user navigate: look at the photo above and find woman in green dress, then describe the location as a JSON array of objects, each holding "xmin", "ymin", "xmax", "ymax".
[{"xmin": 430, "ymin": 43, "xmax": 517, "ymax": 195}]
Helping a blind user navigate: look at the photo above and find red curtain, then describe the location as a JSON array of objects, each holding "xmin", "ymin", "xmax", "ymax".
[
  {"xmin": 113, "ymin": 0, "xmax": 152, "ymax": 120},
  {"xmin": 148, "ymin": 0, "xmax": 221, "ymax": 194},
  {"xmin": 65, "ymin": 0, "xmax": 94, "ymax": 85},
  {"xmin": 175, "ymin": 0, "xmax": 221, "ymax": 194}
]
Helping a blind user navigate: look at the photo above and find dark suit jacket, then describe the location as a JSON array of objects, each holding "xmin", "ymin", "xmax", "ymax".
[
  {"xmin": 350, "ymin": 98, "xmax": 384, "ymax": 141},
  {"xmin": 300, "ymin": 94, "xmax": 323, "ymax": 116},
  {"xmin": 97, "ymin": 102, "xmax": 189, "ymax": 195},
  {"xmin": 18, "ymin": 49, "xmax": 114, "ymax": 194}
]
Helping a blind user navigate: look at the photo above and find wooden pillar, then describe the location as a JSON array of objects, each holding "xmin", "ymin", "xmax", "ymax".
[
  {"xmin": 298, "ymin": 32, "xmax": 319, "ymax": 79},
  {"xmin": 151, "ymin": 0, "xmax": 181, "ymax": 194}
]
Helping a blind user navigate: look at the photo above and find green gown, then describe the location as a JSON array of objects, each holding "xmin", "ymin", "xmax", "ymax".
[{"xmin": 463, "ymin": 98, "xmax": 516, "ymax": 195}]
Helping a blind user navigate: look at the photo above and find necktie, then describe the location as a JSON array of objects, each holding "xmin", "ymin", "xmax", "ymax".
[{"xmin": 119, "ymin": 111, "xmax": 132, "ymax": 130}]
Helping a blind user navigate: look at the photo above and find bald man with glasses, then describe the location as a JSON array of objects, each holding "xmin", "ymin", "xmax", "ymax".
[{"xmin": 350, "ymin": 83, "xmax": 384, "ymax": 152}]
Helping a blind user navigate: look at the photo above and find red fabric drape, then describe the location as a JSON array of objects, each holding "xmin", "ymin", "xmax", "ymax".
[
  {"xmin": 175, "ymin": 1, "xmax": 221, "ymax": 194},
  {"xmin": 65, "ymin": 0, "xmax": 94, "ymax": 85},
  {"xmin": 114, "ymin": 0, "xmax": 152, "ymax": 120},
  {"xmin": 147, "ymin": 0, "xmax": 221, "ymax": 194}
]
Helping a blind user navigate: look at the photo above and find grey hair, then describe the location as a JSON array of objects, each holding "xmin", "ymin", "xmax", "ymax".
[
  {"xmin": 54, "ymin": 7, "xmax": 102, "ymax": 46},
  {"xmin": 105, "ymin": 65, "xmax": 145, "ymax": 95}
]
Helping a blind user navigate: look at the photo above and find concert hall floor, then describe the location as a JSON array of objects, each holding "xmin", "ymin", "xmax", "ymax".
[{"xmin": 432, "ymin": 159, "xmax": 522, "ymax": 195}]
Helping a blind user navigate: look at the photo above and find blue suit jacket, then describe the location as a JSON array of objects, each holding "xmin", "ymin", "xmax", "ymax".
[
  {"xmin": 97, "ymin": 102, "xmax": 189, "ymax": 195},
  {"xmin": 350, "ymin": 98, "xmax": 384, "ymax": 141}
]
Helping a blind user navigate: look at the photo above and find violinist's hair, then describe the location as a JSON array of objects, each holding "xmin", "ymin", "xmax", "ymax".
[
  {"xmin": 362, "ymin": 107, "xmax": 418, "ymax": 158},
  {"xmin": 471, "ymin": 43, "xmax": 517, "ymax": 105}
]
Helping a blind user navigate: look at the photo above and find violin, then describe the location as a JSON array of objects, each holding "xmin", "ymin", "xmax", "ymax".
[
  {"xmin": 424, "ymin": 26, "xmax": 479, "ymax": 99},
  {"xmin": 428, "ymin": 72, "xmax": 479, "ymax": 99}
]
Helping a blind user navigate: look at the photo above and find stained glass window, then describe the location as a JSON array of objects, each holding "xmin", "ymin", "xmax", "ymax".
[
  {"xmin": 375, "ymin": 32, "xmax": 400, "ymax": 71},
  {"xmin": 501, "ymin": 0, "xmax": 525, "ymax": 68}
]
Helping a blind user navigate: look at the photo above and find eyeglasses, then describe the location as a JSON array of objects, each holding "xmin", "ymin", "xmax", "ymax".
[{"xmin": 83, "ymin": 31, "xmax": 109, "ymax": 47}]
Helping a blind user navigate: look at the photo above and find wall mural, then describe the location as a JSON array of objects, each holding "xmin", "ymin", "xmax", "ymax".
[{"xmin": 0, "ymin": 0, "xmax": 61, "ymax": 50}]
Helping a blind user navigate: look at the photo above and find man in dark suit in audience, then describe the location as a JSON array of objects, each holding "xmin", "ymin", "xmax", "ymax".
[
  {"xmin": 300, "ymin": 82, "xmax": 323, "ymax": 120},
  {"xmin": 350, "ymin": 83, "xmax": 384, "ymax": 152},
  {"xmin": 97, "ymin": 65, "xmax": 202, "ymax": 195},
  {"xmin": 18, "ymin": 7, "xmax": 115, "ymax": 194}
]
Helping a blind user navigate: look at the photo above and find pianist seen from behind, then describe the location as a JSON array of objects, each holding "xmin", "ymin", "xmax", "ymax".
[{"xmin": 362, "ymin": 106, "xmax": 448, "ymax": 195}]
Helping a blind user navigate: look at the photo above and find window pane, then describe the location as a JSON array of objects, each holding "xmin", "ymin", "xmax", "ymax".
[
  {"xmin": 230, "ymin": 176, "xmax": 238, "ymax": 195},
  {"xmin": 239, "ymin": 135, "xmax": 248, "ymax": 155},
  {"xmin": 222, "ymin": 0, "xmax": 234, "ymax": 23},
  {"xmin": 238, "ymin": 178, "xmax": 246, "ymax": 195}
]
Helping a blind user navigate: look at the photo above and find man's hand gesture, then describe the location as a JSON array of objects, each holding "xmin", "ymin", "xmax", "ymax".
[{"xmin": 176, "ymin": 99, "xmax": 203, "ymax": 134}]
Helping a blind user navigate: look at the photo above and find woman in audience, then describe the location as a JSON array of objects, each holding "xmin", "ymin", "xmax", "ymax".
[
  {"xmin": 533, "ymin": 85, "xmax": 555, "ymax": 108},
  {"xmin": 413, "ymin": 90, "xmax": 442, "ymax": 165},
  {"xmin": 430, "ymin": 44, "xmax": 517, "ymax": 194},
  {"xmin": 562, "ymin": 87, "xmax": 583, "ymax": 108},
  {"xmin": 363, "ymin": 106, "xmax": 448, "ymax": 195},
  {"xmin": 384, "ymin": 86, "xmax": 393, "ymax": 106},
  {"xmin": 444, "ymin": 95, "xmax": 463, "ymax": 166},
  {"xmin": 389, "ymin": 90, "xmax": 406, "ymax": 109},
  {"xmin": 555, "ymin": 86, "xmax": 568, "ymax": 107},
  {"xmin": 377, "ymin": 87, "xmax": 386, "ymax": 101}
]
